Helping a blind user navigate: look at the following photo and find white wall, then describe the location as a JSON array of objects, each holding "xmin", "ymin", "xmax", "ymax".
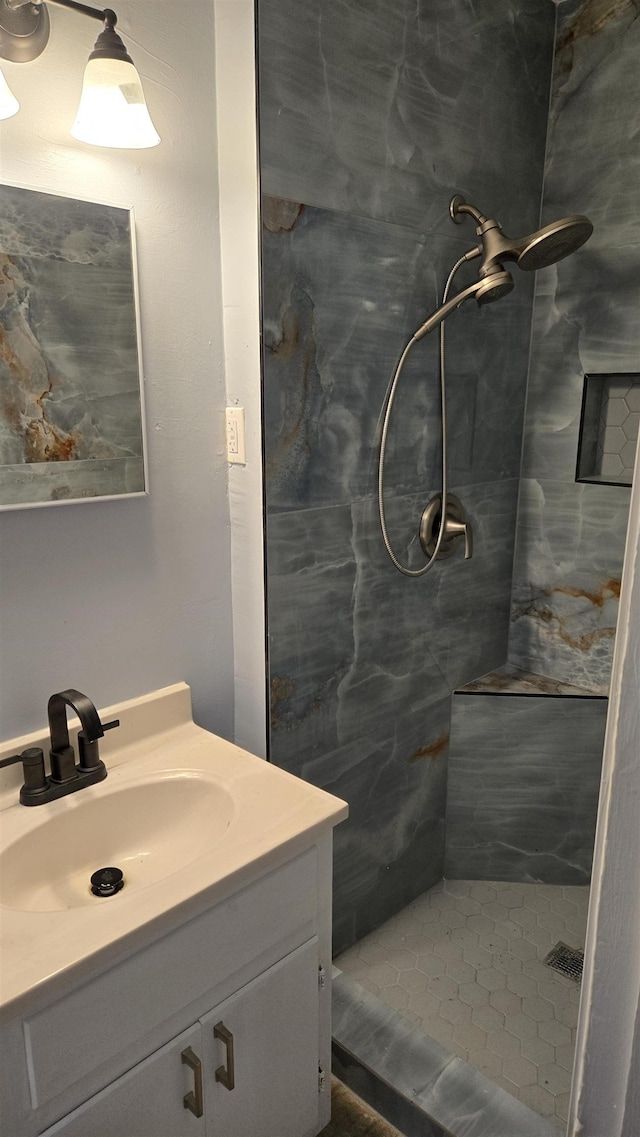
[
  {"xmin": 214, "ymin": 0, "xmax": 266, "ymax": 757},
  {"xmin": 0, "ymin": 1, "xmax": 235, "ymax": 740}
]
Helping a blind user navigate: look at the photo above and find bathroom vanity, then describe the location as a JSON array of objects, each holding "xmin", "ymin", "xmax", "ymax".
[{"xmin": 0, "ymin": 684, "xmax": 347, "ymax": 1137}]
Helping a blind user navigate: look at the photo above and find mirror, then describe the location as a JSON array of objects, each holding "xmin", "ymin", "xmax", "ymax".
[{"xmin": 0, "ymin": 183, "xmax": 147, "ymax": 510}]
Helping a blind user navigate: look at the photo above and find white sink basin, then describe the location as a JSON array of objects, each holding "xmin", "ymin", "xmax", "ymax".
[
  {"xmin": 0, "ymin": 774, "xmax": 234, "ymax": 913},
  {"xmin": 0, "ymin": 682, "xmax": 347, "ymax": 1015}
]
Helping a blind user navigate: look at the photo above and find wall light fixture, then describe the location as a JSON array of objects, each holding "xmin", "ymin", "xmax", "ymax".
[{"xmin": 0, "ymin": 0, "xmax": 160, "ymax": 147}]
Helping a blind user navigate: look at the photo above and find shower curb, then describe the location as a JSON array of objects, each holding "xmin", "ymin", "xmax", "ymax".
[{"xmin": 332, "ymin": 969, "xmax": 562, "ymax": 1137}]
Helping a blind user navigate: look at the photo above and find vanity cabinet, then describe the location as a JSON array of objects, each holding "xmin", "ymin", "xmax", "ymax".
[
  {"xmin": 40, "ymin": 940, "xmax": 319, "ymax": 1137},
  {"xmin": 0, "ymin": 684, "xmax": 347, "ymax": 1137},
  {"xmin": 0, "ymin": 841, "xmax": 337, "ymax": 1137},
  {"xmin": 199, "ymin": 940, "xmax": 319, "ymax": 1137},
  {"xmin": 40, "ymin": 1024, "xmax": 205, "ymax": 1137}
]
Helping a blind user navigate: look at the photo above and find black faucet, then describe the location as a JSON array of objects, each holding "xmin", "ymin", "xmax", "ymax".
[
  {"xmin": 48, "ymin": 689, "xmax": 119, "ymax": 782},
  {"xmin": 0, "ymin": 690, "xmax": 119, "ymax": 806}
]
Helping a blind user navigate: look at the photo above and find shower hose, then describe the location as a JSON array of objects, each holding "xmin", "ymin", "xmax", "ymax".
[{"xmin": 377, "ymin": 252, "xmax": 469, "ymax": 577}]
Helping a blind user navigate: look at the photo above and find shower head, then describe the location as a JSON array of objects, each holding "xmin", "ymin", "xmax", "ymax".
[
  {"xmin": 515, "ymin": 217, "xmax": 594, "ymax": 270},
  {"xmin": 450, "ymin": 194, "xmax": 593, "ymax": 277}
]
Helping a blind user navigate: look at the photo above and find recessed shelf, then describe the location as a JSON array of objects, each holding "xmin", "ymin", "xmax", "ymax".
[{"xmin": 576, "ymin": 372, "xmax": 640, "ymax": 487}]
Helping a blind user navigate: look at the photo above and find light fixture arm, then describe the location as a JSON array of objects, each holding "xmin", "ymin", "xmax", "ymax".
[
  {"xmin": 0, "ymin": 0, "xmax": 119, "ymax": 65},
  {"xmin": 46, "ymin": 1, "xmax": 117, "ymax": 29},
  {"xmin": 7, "ymin": 0, "xmax": 114, "ymax": 26}
]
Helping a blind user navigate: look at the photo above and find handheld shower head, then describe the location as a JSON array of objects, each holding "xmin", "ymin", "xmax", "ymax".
[
  {"xmin": 475, "ymin": 271, "xmax": 514, "ymax": 306},
  {"xmin": 413, "ymin": 269, "xmax": 514, "ymax": 341},
  {"xmin": 450, "ymin": 194, "xmax": 593, "ymax": 277}
]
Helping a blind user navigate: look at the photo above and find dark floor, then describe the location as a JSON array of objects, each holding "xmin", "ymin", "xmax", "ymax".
[{"xmin": 320, "ymin": 1078, "xmax": 405, "ymax": 1137}]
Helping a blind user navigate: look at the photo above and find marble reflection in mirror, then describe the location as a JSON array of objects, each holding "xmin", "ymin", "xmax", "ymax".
[{"xmin": 0, "ymin": 184, "xmax": 147, "ymax": 509}]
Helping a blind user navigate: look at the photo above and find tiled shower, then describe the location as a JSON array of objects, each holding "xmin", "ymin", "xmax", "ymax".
[{"xmin": 258, "ymin": 0, "xmax": 639, "ymax": 1131}]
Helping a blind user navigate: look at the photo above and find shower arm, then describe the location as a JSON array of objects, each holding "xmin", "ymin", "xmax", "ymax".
[{"xmin": 450, "ymin": 196, "xmax": 547, "ymax": 275}]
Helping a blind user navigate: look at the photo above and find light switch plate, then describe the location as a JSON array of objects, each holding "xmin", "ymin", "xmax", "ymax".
[{"xmin": 226, "ymin": 407, "xmax": 246, "ymax": 464}]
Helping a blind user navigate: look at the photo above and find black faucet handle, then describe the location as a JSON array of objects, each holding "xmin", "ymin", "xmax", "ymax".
[
  {"xmin": 77, "ymin": 717, "xmax": 120, "ymax": 771},
  {"xmin": 0, "ymin": 747, "xmax": 44, "ymax": 773},
  {"xmin": 0, "ymin": 752, "xmax": 24, "ymax": 771},
  {"xmin": 0, "ymin": 748, "xmax": 49, "ymax": 805}
]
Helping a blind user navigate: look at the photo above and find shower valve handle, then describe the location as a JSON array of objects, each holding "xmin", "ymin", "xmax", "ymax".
[
  {"xmin": 419, "ymin": 494, "xmax": 473, "ymax": 562},
  {"xmin": 445, "ymin": 516, "xmax": 473, "ymax": 559}
]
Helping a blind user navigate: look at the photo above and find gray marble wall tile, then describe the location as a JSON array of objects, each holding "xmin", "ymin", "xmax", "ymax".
[
  {"xmin": 520, "ymin": 246, "xmax": 640, "ymax": 485},
  {"xmin": 545, "ymin": 0, "xmax": 640, "ymax": 243},
  {"xmin": 445, "ymin": 692, "xmax": 607, "ymax": 884},
  {"xmin": 263, "ymin": 197, "xmax": 536, "ymax": 512},
  {"xmin": 266, "ymin": 503, "xmax": 358, "ymax": 767},
  {"xmin": 268, "ymin": 481, "xmax": 518, "ymax": 772},
  {"xmin": 520, "ymin": 32, "xmax": 640, "ymax": 486},
  {"xmin": 267, "ymin": 494, "xmax": 452, "ymax": 772},
  {"xmin": 510, "ymin": 0, "xmax": 639, "ymax": 689},
  {"xmin": 258, "ymin": 0, "xmax": 554, "ymax": 237},
  {"xmin": 342, "ymin": 480, "xmax": 519, "ymax": 738},
  {"xmin": 355, "ymin": 480, "xmax": 520, "ymax": 697},
  {"xmin": 260, "ymin": 0, "xmax": 557, "ymax": 955},
  {"xmin": 307, "ymin": 700, "xmax": 451, "ymax": 954},
  {"xmin": 267, "ymin": 479, "xmax": 519, "ymax": 951},
  {"xmin": 509, "ymin": 478, "xmax": 630, "ymax": 692}
]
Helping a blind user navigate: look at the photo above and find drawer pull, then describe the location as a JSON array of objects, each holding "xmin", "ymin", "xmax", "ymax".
[
  {"xmin": 181, "ymin": 1046, "xmax": 204, "ymax": 1117},
  {"xmin": 214, "ymin": 1021, "xmax": 235, "ymax": 1091}
]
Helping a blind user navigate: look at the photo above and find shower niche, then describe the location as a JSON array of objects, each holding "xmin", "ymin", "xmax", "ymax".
[{"xmin": 576, "ymin": 372, "xmax": 640, "ymax": 487}]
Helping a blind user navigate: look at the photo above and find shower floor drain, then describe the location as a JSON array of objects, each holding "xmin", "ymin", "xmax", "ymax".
[{"xmin": 544, "ymin": 941, "xmax": 584, "ymax": 982}]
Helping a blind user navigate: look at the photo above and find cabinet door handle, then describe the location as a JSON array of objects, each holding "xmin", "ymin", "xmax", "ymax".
[
  {"xmin": 214, "ymin": 1021, "xmax": 235, "ymax": 1091},
  {"xmin": 181, "ymin": 1046, "xmax": 204, "ymax": 1117}
]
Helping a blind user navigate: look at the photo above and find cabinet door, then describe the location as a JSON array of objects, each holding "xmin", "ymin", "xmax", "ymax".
[
  {"xmin": 201, "ymin": 938, "xmax": 319, "ymax": 1137},
  {"xmin": 39, "ymin": 1025, "xmax": 206, "ymax": 1137}
]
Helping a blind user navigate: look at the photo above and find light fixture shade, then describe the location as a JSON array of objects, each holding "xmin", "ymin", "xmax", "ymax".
[
  {"xmin": 71, "ymin": 56, "xmax": 160, "ymax": 149},
  {"xmin": 0, "ymin": 65, "xmax": 19, "ymax": 120}
]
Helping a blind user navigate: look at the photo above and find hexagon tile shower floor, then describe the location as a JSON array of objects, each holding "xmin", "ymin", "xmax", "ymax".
[{"xmin": 335, "ymin": 879, "xmax": 588, "ymax": 1127}]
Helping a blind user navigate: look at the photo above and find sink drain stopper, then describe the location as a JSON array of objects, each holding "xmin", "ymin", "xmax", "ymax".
[{"xmin": 90, "ymin": 867, "xmax": 125, "ymax": 898}]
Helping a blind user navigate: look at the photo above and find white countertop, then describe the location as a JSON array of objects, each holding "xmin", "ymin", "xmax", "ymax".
[{"xmin": 0, "ymin": 684, "xmax": 347, "ymax": 1018}]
